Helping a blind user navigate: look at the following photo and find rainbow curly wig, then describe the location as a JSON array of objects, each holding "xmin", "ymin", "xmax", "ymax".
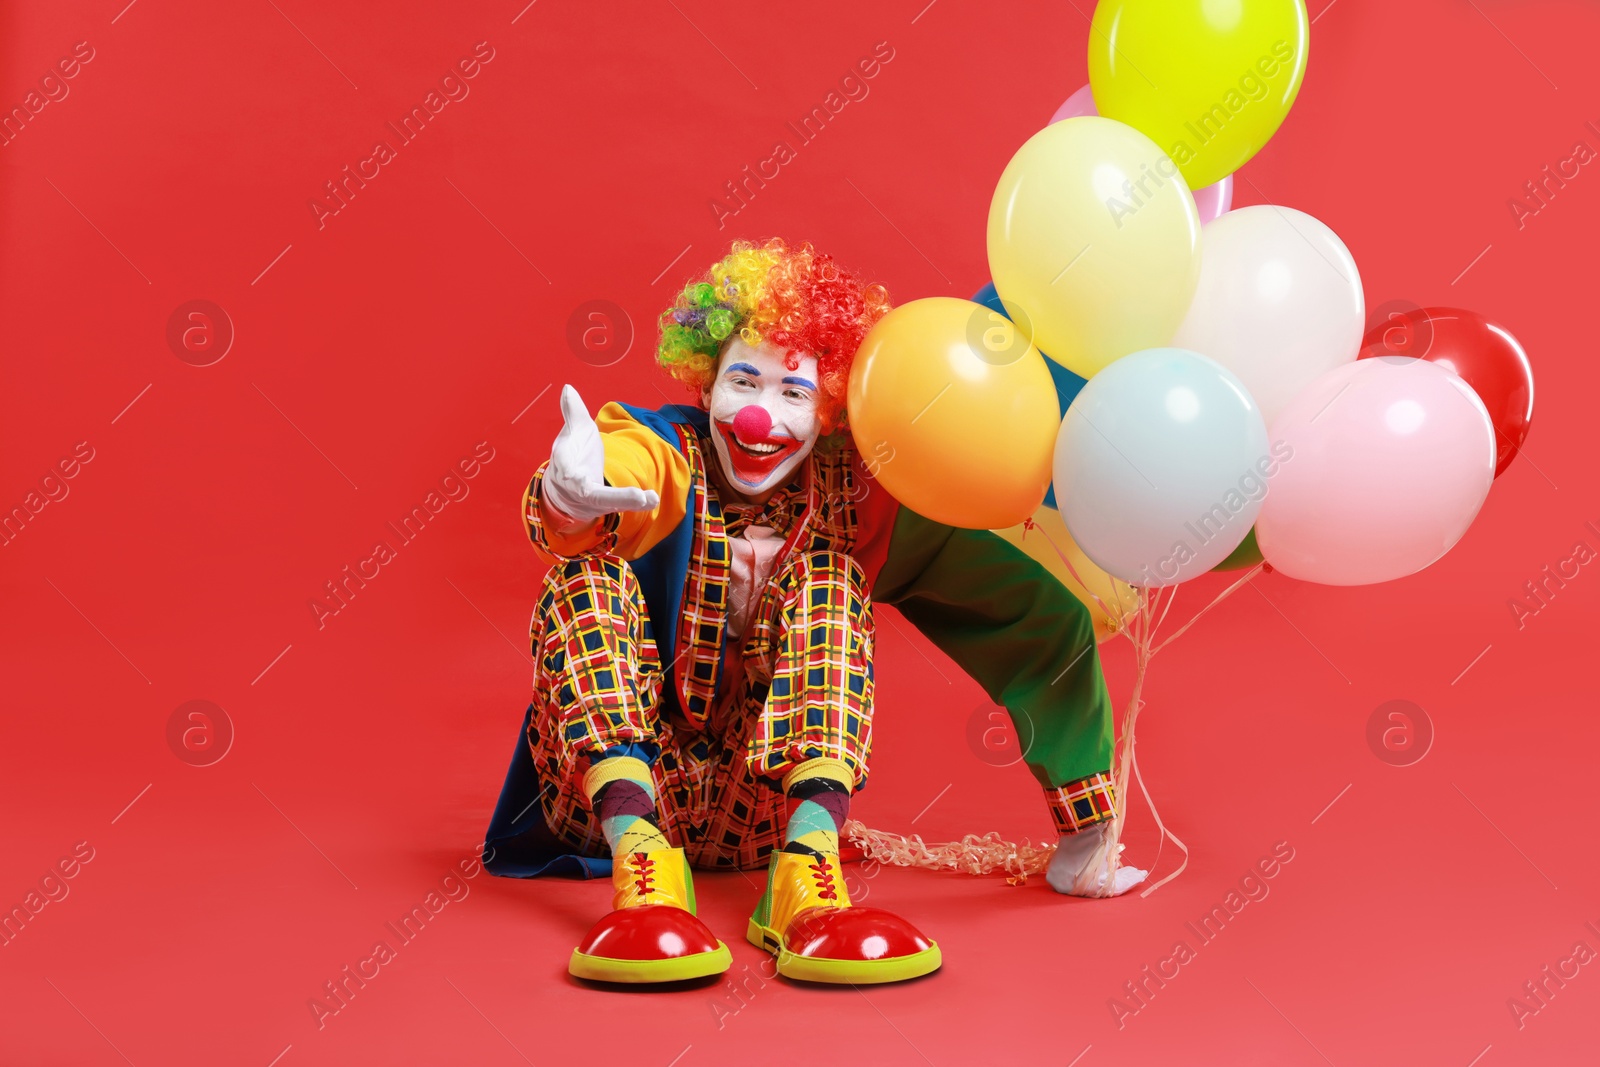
[{"xmin": 657, "ymin": 238, "xmax": 891, "ymax": 431}]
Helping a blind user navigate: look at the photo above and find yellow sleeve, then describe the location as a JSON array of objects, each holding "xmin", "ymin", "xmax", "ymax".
[{"xmin": 525, "ymin": 402, "xmax": 692, "ymax": 563}]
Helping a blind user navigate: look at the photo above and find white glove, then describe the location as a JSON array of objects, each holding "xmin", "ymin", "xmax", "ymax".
[
  {"xmin": 1046, "ymin": 821, "xmax": 1149, "ymax": 897},
  {"xmin": 541, "ymin": 385, "xmax": 660, "ymax": 525}
]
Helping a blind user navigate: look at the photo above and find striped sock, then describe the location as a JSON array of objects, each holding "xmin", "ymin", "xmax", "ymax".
[
  {"xmin": 781, "ymin": 761, "xmax": 853, "ymax": 858},
  {"xmin": 585, "ymin": 755, "xmax": 671, "ymax": 856}
]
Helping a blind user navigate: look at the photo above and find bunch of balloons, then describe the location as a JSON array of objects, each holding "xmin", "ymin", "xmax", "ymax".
[{"xmin": 849, "ymin": 0, "xmax": 1533, "ymax": 622}]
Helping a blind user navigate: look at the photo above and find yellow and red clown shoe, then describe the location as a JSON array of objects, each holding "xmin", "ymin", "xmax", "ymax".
[
  {"xmin": 747, "ymin": 851, "xmax": 941, "ymax": 984},
  {"xmin": 568, "ymin": 847, "xmax": 732, "ymax": 983}
]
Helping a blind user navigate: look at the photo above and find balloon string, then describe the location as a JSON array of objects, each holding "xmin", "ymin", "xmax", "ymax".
[
  {"xmin": 1154, "ymin": 583, "xmax": 1180, "ymax": 633},
  {"xmin": 1097, "ymin": 571, "xmax": 1262, "ymax": 896},
  {"xmin": 845, "ymin": 554, "xmax": 1264, "ymax": 897},
  {"xmin": 1132, "ymin": 698, "xmax": 1189, "ymax": 897},
  {"xmin": 1095, "ymin": 588, "xmax": 1157, "ymax": 896},
  {"xmin": 1018, "ymin": 515, "xmax": 1137, "ymax": 632},
  {"xmin": 1151, "ymin": 563, "xmax": 1263, "ymax": 655},
  {"xmin": 841, "ymin": 818, "xmax": 1059, "ymax": 880}
]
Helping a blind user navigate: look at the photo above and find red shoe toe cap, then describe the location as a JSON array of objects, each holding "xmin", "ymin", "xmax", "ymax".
[
  {"xmin": 784, "ymin": 907, "xmax": 934, "ymax": 962},
  {"xmin": 576, "ymin": 905, "xmax": 721, "ymax": 961}
]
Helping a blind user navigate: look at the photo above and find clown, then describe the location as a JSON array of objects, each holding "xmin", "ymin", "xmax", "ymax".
[{"xmin": 484, "ymin": 238, "xmax": 1144, "ymax": 985}]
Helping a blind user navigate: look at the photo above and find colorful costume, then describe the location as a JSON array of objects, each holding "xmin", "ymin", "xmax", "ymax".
[{"xmin": 482, "ymin": 239, "xmax": 1118, "ymax": 984}]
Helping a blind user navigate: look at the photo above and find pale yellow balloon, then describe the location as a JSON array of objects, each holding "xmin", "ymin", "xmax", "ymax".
[
  {"xmin": 848, "ymin": 298, "xmax": 1058, "ymax": 530},
  {"xmin": 993, "ymin": 504, "xmax": 1138, "ymax": 643},
  {"xmin": 987, "ymin": 116, "xmax": 1202, "ymax": 379}
]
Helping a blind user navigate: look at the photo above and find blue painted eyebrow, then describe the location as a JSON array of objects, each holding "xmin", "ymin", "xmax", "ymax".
[
  {"xmin": 724, "ymin": 362, "xmax": 762, "ymax": 377},
  {"xmin": 782, "ymin": 376, "xmax": 816, "ymax": 389}
]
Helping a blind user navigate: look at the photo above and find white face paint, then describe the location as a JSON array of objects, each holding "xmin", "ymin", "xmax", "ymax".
[{"xmin": 704, "ymin": 338, "xmax": 821, "ymax": 501}]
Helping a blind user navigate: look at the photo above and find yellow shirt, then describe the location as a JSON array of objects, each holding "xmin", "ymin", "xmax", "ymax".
[{"xmin": 527, "ymin": 402, "xmax": 693, "ymax": 562}]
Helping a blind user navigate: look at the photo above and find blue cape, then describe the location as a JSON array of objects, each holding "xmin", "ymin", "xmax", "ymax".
[{"xmin": 482, "ymin": 404, "xmax": 707, "ymax": 878}]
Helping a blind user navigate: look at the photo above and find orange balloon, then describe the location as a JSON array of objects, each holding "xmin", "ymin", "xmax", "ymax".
[
  {"xmin": 993, "ymin": 505, "xmax": 1138, "ymax": 643},
  {"xmin": 848, "ymin": 298, "xmax": 1058, "ymax": 529}
]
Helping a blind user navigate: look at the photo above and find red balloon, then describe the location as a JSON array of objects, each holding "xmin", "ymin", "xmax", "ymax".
[{"xmin": 1358, "ymin": 306, "xmax": 1533, "ymax": 478}]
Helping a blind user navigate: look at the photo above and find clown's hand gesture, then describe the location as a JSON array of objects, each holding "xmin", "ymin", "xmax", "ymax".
[
  {"xmin": 1045, "ymin": 822, "xmax": 1149, "ymax": 898},
  {"xmin": 541, "ymin": 385, "xmax": 660, "ymax": 526}
]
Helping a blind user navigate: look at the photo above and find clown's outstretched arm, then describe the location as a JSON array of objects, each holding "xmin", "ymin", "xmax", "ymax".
[
  {"xmin": 526, "ymin": 385, "xmax": 690, "ymax": 562},
  {"xmin": 871, "ymin": 509, "xmax": 1147, "ymax": 897}
]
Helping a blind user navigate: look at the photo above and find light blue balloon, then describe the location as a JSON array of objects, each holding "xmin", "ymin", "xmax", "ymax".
[{"xmin": 1053, "ymin": 348, "xmax": 1271, "ymax": 587}]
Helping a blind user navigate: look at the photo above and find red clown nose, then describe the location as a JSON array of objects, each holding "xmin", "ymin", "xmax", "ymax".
[{"xmin": 731, "ymin": 404, "xmax": 772, "ymax": 443}]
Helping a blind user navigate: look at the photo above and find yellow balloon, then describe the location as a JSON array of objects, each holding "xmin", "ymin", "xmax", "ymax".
[
  {"xmin": 848, "ymin": 298, "xmax": 1057, "ymax": 530},
  {"xmin": 987, "ymin": 116, "xmax": 1201, "ymax": 379},
  {"xmin": 1088, "ymin": 0, "xmax": 1310, "ymax": 190},
  {"xmin": 994, "ymin": 505, "xmax": 1138, "ymax": 643}
]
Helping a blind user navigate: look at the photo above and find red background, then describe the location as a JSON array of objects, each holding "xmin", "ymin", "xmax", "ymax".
[{"xmin": 3, "ymin": 1, "xmax": 1597, "ymax": 1063}]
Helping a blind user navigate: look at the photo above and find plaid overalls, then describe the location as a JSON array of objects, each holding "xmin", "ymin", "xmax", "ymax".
[{"xmin": 526, "ymin": 430, "xmax": 874, "ymax": 870}]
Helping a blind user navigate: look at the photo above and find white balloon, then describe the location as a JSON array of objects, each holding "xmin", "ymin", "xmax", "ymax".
[{"xmin": 1172, "ymin": 205, "xmax": 1364, "ymax": 426}]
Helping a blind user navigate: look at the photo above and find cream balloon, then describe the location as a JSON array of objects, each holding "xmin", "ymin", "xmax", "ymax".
[
  {"xmin": 1172, "ymin": 205, "xmax": 1364, "ymax": 426},
  {"xmin": 987, "ymin": 116, "xmax": 1202, "ymax": 380}
]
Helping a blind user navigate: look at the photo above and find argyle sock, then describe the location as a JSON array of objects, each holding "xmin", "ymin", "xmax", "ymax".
[
  {"xmin": 585, "ymin": 754, "xmax": 671, "ymax": 856},
  {"xmin": 781, "ymin": 758, "xmax": 853, "ymax": 858}
]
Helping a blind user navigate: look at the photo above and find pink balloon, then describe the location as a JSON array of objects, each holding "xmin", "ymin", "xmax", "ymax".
[
  {"xmin": 1048, "ymin": 84, "xmax": 1098, "ymax": 123},
  {"xmin": 1047, "ymin": 85, "xmax": 1233, "ymax": 223},
  {"xmin": 1257, "ymin": 358, "xmax": 1496, "ymax": 586},
  {"xmin": 1191, "ymin": 174, "xmax": 1233, "ymax": 223}
]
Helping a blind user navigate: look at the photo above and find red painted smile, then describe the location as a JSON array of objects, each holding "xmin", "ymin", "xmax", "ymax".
[{"xmin": 715, "ymin": 420, "xmax": 804, "ymax": 486}]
